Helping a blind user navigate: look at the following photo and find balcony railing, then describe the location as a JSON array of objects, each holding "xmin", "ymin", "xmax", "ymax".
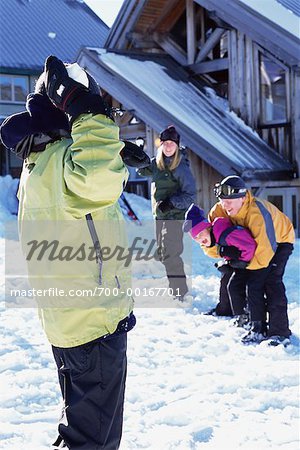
[{"xmin": 257, "ymin": 122, "xmax": 292, "ymax": 162}]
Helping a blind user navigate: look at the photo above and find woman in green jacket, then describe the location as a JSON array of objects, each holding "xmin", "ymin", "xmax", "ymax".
[{"xmin": 138, "ymin": 126, "xmax": 196, "ymax": 300}]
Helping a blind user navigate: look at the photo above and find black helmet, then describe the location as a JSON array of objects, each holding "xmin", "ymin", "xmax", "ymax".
[{"xmin": 214, "ymin": 175, "xmax": 247, "ymax": 199}]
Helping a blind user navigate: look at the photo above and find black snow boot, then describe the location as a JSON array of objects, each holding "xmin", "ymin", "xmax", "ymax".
[{"xmin": 241, "ymin": 321, "xmax": 266, "ymax": 344}]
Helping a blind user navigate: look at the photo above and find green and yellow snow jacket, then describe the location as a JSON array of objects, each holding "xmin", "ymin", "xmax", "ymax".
[{"xmin": 18, "ymin": 113, "xmax": 134, "ymax": 348}]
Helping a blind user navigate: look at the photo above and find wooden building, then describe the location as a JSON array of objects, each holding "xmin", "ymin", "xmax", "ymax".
[{"xmin": 78, "ymin": 0, "xmax": 300, "ymax": 235}]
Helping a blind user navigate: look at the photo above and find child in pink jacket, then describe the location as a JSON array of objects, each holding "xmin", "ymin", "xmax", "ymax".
[{"xmin": 183, "ymin": 204, "xmax": 257, "ymax": 324}]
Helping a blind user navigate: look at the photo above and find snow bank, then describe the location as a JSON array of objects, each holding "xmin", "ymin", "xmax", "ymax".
[
  {"xmin": 0, "ymin": 177, "xmax": 299, "ymax": 450},
  {"xmin": 0, "ymin": 175, "xmax": 19, "ymax": 218}
]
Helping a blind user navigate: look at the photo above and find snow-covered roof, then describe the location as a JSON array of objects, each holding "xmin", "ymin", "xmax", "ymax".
[
  {"xmin": 0, "ymin": 0, "xmax": 109, "ymax": 72},
  {"xmin": 276, "ymin": 0, "xmax": 300, "ymax": 18},
  {"xmin": 239, "ymin": 0, "xmax": 300, "ymax": 38},
  {"xmin": 78, "ymin": 48, "xmax": 293, "ymax": 181}
]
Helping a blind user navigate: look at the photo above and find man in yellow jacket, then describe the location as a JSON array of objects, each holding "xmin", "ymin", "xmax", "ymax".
[
  {"xmin": 207, "ymin": 175, "xmax": 294, "ymax": 346},
  {"xmin": 0, "ymin": 56, "xmax": 135, "ymax": 449}
]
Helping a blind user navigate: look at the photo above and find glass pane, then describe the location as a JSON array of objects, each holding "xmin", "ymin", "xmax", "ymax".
[
  {"xmin": 267, "ymin": 195, "xmax": 283, "ymax": 212},
  {"xmin": 13, "ymin": 77, "xmax": 27, "ymax": 102},
  {"xmin": 260, "ymin": 54, "xmax": 287, "ymax": 123},
  {"xmin": 0, "ymin": 75, "xmax": 12, "ymax": 101}
]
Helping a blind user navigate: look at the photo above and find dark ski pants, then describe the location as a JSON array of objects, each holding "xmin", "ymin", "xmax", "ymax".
[
  {"xmin": 227, "ymin": 268, "xmax": 249, "ymax": 315},
  {"xmin": 156, "ymin": 219, "xmax": 188, "ymax": 298},
  {"xmin": 52, "ymin": 333, "xmax": 127, "ymax": 450},
  {"xmin": 247, "ymin": 243, "xmax": 293, "ymax": 337},
  {"xmin": 214, "ymin": 266, "xmax": 248, "ymax": 316},
  {"xmin": 214, "ymin": 266, "xmax": 235, "ymax": 315}
]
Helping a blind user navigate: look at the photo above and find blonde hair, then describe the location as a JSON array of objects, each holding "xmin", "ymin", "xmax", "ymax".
[{"xmin": 156, "ymin": 144, "xmax": 181, "ymax": 171}]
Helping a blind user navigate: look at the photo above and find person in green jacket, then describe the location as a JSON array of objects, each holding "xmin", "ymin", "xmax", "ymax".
[
  {"xmin": 0, "ymin": 56, "xmax": 137, "ymax": 450},
  {"xmin": 138, "ymin": 126, "xmax": 196, "ymax": 300}
]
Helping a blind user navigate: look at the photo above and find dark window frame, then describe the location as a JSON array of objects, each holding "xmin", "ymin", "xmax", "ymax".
[{"xmin": 254, "ymin": 45, "xmax": 291, "ymax": 127}]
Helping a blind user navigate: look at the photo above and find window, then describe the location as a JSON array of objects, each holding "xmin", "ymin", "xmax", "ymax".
[
  {"xmin": 0, "ymin": 75, "xmax": 28, "ymax": 102},
  {"xmin": 260, "ymin": 188, "xmax": 299, "ymax": 237},
  {"xmin": 267, "ymin": 195, "xmax": 283, "ymax": 212},
  {"xmin": 259, "ymin": 53, "xmax": 289, "ymax": 124}
]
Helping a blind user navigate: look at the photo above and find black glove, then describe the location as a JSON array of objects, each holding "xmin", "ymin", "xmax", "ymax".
[
  {"xmin": 157, "ymin": 198, "xmax": 173, "ymax": 213},
  {"xmin": 120, "ymin": 140, "xmax": 151, "ymax": 168},
  {"xmin": 214, "ymin": 260, "xmax": 233, "ymax": 274},
  {"xmin": 44, "ymin": 56, "xmax": 109, "ymax": 121},
  {"xmin": 218, "ymin": 245, "xmax": 241, "ymax": 259},
  {"xmin": 228, "ymin": 259, "xmax": 248, "ymax": 269},
  {"xmin": 26, "ymin": 93, "xmax": 69, "ymax": 132}
]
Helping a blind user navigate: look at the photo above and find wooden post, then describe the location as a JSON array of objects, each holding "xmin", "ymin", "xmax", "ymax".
[
  {"xmin": 245, "ymin": 37, "xmax": 254, "ymax": 126},
  {"xmin": 228, "ymin": 29, "xmax": 238, "ymax": 114},
  {"xmin": 154, "ymin": 33, "xmax": 188, "ymax": 66},
  {"xmin": 195, "ymin": 28, "xmax": 225, "ymax": 63},
  {"xmin": 146, "ymin": 125, "xmax": 156, "ymax": 158},
  {"xmin": 237, "ymin": 31, "xmax": 246, "ymax": 120},
  {"xmin": 252, "ymin": 44, "xmax": 261, "ymax": 129},
  {"xmin": 200, "ymin": 6, "xmax": 205, "ymax": 48},
  {"xmin": 186, "ymin": 0, "xmax": 196, "ymax": 65}
]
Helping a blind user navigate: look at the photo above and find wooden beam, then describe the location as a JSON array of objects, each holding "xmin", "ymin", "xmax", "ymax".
[
  {"xmin": 153, "ymin": 32, "xmax": 187, "ymax": 66},
  {"xmin": 195, "ymin": 28, "xmax": 225, "ymax": 63},
  {"xmin": 119, "ymin": 123, "xmax": 146, "ymax": 140},
  {"xmin": 245, "ymin": 36, "xmax": 255, "ymax": 126},
  {"xmin": 189, "ymin": 58, "xmax": 229, "ymax": 74},
  {"xmin": 116, "ymin": 0, "xmax": 148, "ymax": 49},
  {"xmin": 146, "ymin": 125, "xmax": 156, "ymax": 158},
  {"xmin": 106, "ymin": 0, "xmax": 138, "ymax": 48},
  {"xmin": 228, "ymin": 29, "xmax": 239, "ymax": 114},
  {"xmin": 241, "ymin": 169, "xmax": 295, "ymax": 181},
  {"xmin": 186, "ymin": 0, "xmax": 196, "ymax": 65},
  {"xmin": 200, "ymin": 6, "xmax": 205, "ymax": 48},
  {"xmin": 237, "ymin": 31, "xmax": 246, "ymax": 120},
  {"xmin": 126, "ymin": 32, "xmax": 157, "ymax": 49}
]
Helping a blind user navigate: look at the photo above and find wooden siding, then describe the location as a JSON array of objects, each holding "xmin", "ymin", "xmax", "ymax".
[
  {"xmin": 228, "ymin": 29, "xmax": 297, "ymax": 165},
  {"xmin": 188, "ymin": 150, "xmax": 222, "ymax": 212},
  {"xmin": 257, "ymin": 124, "xmax": 292, "ymax": 162}
]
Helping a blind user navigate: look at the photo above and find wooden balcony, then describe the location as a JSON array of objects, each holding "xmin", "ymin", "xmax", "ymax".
[{"xmin": 257, "ymin": 122, "xmax": 292, "ymax": 163}]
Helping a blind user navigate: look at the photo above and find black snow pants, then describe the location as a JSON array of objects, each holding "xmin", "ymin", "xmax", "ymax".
[
  {"xmin": 227, "ymin": 268, "xmax": 249, "ymax": 315},
  {"xmin": 52, "ymin": 333, "xmax": 127, "ymax": 450},
  {"xmin": 215, "ymin": 265, "xmax": 248, "ymax": 316},
  {"xmin": 156, "ymin": 219, "xmax": 188, "ymax": 298},
  {"xmin": 247, "ymin": 243, "xmax": 293, "ymax": 337}
]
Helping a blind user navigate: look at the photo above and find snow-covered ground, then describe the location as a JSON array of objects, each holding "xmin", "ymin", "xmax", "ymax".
[{"xmin": 0, "ymin": 177, "xmax": 299, "ymax": 450}]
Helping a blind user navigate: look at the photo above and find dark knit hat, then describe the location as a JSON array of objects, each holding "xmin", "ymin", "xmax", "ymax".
[
  {"xmin": 214, "ymin": 175, "xmax": 247, "ymax": 199},
  {"xmin": 183, "ymin": 204, "xmax": 211, "ymax": 238},
  {"xmin": 0, "ymin": 83, "xmax": 69, "ymax": 151},
  {"xmin": 159, "ymin": 125, "xmax": 180, "ymax": 145}
]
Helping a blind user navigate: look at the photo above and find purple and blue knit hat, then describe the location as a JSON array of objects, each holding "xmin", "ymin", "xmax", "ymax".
[{"xmin": 183, "ymin": 204, "xmax": 211, "ymax": 238}]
